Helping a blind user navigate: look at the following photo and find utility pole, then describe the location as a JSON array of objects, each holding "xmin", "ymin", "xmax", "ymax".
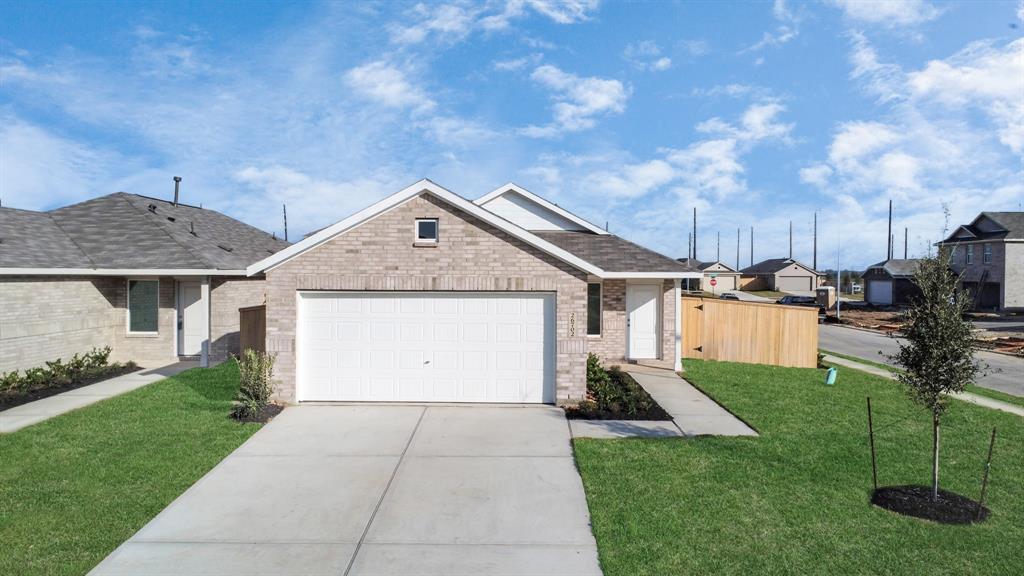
[
  {"xmin": 692, "ymin": 207, "xmax": 697, "ymax": 260},
  {"xmin": 736, "ymin": 228, "xmax": 741, "ymax": 270},
  {"xmin": 813, "ymin": 211, "xmax": 818, "ymax": 270},
  {"xmin": 750, "ymin": 226, "xmax": 754, "ymax": 267},
  {"xmin": 904, "ymin": 227, "xmax": 908, "ymax": 259},
  {"xmin": 789, "ymin": 220, "xmax": 793, "ymax": 259},
  {"xmin": 687, "ymin": 233, "xmax": 692, "ymax": 261},
  {"xmin": 282, "ymin": 204, "xmax": 289, "ymax": 242},
  {"xmin": 887, "ymin": 199, "xmax": 893, "ymax": 260},
  {"xmin": 717, "ymin": 231, "xmax": 720, "ymax": 262}
]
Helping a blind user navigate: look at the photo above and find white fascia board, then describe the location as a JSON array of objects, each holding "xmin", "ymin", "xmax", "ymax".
[
  {"xmin": 600, "ymin": 271, "xmax": 701, "ymax": 279},
  {"xmin": 246, "ymin": 179, "xmax": 605, "ymax": 277},
  {"xmin": 475, "ymin": 183, "xmax": 610, "ymax": 235},
  {"xmin": 0, "ymin": 268, "xmax": 246, "ymax": 276}
]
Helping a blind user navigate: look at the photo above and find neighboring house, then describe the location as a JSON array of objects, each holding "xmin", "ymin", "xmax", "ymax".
[
  {"xmin": 0, "ymin": 192, "xmax": 289, "ymax": 373},
  {"xmin": 674, "ymin": 259, "xmax": 741, "ymax": 293},
  {"xmin": 938, "ymin": 211, "xmax": 1024, "ymax": 311},
  {"xmin": 861, "ymin": 259, "xmax": 922, "ymax": 306},
  {"xmin": 739, "ymin": 258, "xmax": 824, "ymax": 292},
  {"xmin": 246, "ymin": 180, "xmax": 700, "ymax": 406}
]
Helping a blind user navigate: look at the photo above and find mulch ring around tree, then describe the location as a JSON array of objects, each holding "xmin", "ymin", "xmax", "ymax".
[
  {"xmin": 232, "ymin": 403, "xmax": 284, "ymax": 424},
  {"xmin": 871, "ymin": 485, "xmax": 990, "ymax": 524}
]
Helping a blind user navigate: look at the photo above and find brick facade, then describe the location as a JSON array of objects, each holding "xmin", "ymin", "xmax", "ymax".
[
  {"xmin": 1, "ymin": 274, "xmax": 265, "ymax": 374},
  {"xmin": 264, "ymin": 193, "xmax": 590, "ymax": 405}
]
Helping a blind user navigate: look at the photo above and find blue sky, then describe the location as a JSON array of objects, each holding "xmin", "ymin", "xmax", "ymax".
[{"xmin": 2, "ymin": 0, "xmax": 1021, "ymax": 269}]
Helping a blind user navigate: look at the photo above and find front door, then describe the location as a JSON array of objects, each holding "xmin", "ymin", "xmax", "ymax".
[
  {"xmin": 626, "ymin": 284, "xmax": 659, "ymax": 359},
  {"xmin": 178, "ymin": 282, "xmax": 204, "ymax": 356}
]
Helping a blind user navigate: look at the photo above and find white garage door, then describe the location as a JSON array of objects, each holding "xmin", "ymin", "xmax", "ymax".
[
  {"xmin": 777, "ymin": 275, "xmax": 812, "ymax": 292},
  {"xmin": 297, "ymin": 292, "xmax": 555, "ymax": 403},
  {"xmin": 870, "ymin": 280, "xmax": 893, "ymax": 305}
]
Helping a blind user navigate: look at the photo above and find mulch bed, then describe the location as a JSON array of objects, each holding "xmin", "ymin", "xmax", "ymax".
[
  {"xmin": 871, "ymin": 485, "xmax": 990, "ymax": 524},
  {"xmin": 232, "ymin": 403, "xmax": 284, "ymax": 424},
  {"xmin": 565, "ymin": 370, "xmax": 672, "ymax": 421},
  {"xmin": 0, "ymin": 365, "xmax": 143, "ymax": 412}
]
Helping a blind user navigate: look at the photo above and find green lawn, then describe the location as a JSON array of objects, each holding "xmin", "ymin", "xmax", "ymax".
[
  {"xmin": 0, "ymin": 362, "xmax": 260, "ymax": 576},
  {"xmin": 574, "ymin": 359, "xmax": 1024, "ymax": 576}
]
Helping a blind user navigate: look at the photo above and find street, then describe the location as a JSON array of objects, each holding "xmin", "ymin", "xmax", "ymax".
[{"xmin": 818, "ymin": 324, "xmax": 1024, "ymax": 397}]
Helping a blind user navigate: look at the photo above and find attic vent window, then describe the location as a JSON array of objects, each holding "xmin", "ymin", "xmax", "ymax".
[
  {"xmin": 217, "ymin": 244, "xmax": 233, "ymax": 252},
  {"xmin": 415, "ymin": 218, "xmax": 438, "ymax": 245}
]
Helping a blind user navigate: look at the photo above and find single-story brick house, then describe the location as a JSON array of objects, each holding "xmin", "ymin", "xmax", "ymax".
[
  {"xmin": 0, "ymin": 192, "xmax": 289, "ymax": 373},
  {"xmin": 861, "ymin": 259, "xmax": 922, "ymax": 306},
  {"xmin": 246, "ymin": 180, "xmax": 700, "ymax": 406},
  {"xmin": 740, "ymin": 258, "xmax": 824, "ymax": 292}
]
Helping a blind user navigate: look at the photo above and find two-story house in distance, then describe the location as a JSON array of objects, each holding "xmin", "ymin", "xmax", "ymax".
[{"xmin": 938, "ymin": 211, "xmax": 1023, "ymax": 311}]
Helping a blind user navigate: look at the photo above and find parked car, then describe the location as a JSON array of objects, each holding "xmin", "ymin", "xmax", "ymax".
[
  {"xmin": 719, "ymin": 292, "xmax": 740, "ymax": 300},
  {"xmin": 777, "ymin": 295, "xmax": 826, "ymax": 314}
]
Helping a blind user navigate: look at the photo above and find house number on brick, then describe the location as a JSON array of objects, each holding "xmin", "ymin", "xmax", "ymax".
[{"xmin": 569, "ymin": 312, "xmax": 576, "ymax": 337}]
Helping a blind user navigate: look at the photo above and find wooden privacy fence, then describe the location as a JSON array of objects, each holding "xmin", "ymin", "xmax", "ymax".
[
  {"xmin": 681, "ymin": 297, "xmax": 818, "ymax": 368},
  {"xmin": 239, "ymin": 305, "xmax": 266, "ymax": 355}
]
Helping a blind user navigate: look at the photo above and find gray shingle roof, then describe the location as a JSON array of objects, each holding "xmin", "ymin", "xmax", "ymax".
[
  {"xmin": 0, "ymin": 207, "xmax": 89, "ymax": 268},
  {"xmin": 863, "ymin": 259, "xmax": 921, "ymax": 278},
  {"xmin": 740, "ymin": 257, "xmax": 821, "ymax": 275},
  {"xmin": 533, "ymin": 231, "xmax": 698, "ymax": 273},
  {"xmin": 1, "ymin": 193, "xmax": 290, "ymax": 271},
  {"xmin": 941, "ymin": 211, "xmax": 1024, "ymax": 243}
]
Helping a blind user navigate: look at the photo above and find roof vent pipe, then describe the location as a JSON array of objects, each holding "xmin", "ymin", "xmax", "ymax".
[{"xmin": 173, "ymin": 176, "xmax": 182, "ymax": 206}]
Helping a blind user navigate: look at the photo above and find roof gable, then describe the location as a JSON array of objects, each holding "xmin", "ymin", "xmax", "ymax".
[
  {"xmin": 741, "ymin": 258, "xmax": 821, "ymax": 276},
  {"xmin": 700, "ymin": 261, "xmax": 738, "ymax": 273},
  {"xmin": 475, "ymin": 184, "xmax": 608, "ymax": 235},
  {"xmin": 247, "ymin": 179, "xmax": 697, "ymax": 278}
]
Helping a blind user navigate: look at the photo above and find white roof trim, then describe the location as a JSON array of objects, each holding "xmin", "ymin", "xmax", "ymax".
[
  {"xmin": 0, "ymin": 268, "xmax": 246, "ymax": 276},
  {"xmin": 247, "ymin": 179, "xmax": 607, "ymax": 277},
  {"xmin": 602, "ymin": 272, "xmax": 701, "ymax": 279},
  {"xmin": 475, "ymin": 183, "xmax": 609, "ymax": 235}
]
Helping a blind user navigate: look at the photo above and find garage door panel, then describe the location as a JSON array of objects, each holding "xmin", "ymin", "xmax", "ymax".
[{"xmin": 298, "ymin": 292, "xmax": 554, "ymax": 403}]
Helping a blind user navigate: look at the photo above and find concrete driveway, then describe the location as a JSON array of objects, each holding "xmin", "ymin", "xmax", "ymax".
[{"xmin": 90, "ymin": 405, "xmax": 601, "ymax": 576}]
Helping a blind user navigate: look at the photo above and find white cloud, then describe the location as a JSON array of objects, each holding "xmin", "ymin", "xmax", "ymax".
[
  {"xmin": 799, "ymin": 164, "xmax": 833, "ymax": 187},
  {"xmin": 848, "ymin": 31, "xmax": 905, "ymax": 102},
  {"xmin": 829, "ymin": 0, "xmax": 942, "ymax": 26},
  {"xmin": 744, "ymin": 0, "xmax": 801, "ymax": 55},
  {"xmin": 344, "ymin": 60, "xmax": 436, "ymax": 112},
  {"xmin": 392, "ymin": 0, "xmax": 600, "ymax": 44},
  {"xmin": 678, "ymin": 39, "xmax": 710, "ymax": 57},
  {"xmin": 623, "ymin": 41, "xmax": 673, "ymax": 71},
  {"xmin": 583, "ymin": 159, "xmax": 676, "ymax": 198},
  {"xmin": 492, "ymin": 52, "xmax": 543, "ymax": 71},
  {"xmin": 521, "ymin": 64, "xmax": 629, "ymax": 137},
  {"xmin": 695, "ymin": 101, "xmax": 794, "ymax": 143}
]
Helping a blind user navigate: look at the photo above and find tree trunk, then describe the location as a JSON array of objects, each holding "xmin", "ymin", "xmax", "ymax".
[{"xmin": 932, "ymin": 413, "xmax": 941, "ymax": 501}]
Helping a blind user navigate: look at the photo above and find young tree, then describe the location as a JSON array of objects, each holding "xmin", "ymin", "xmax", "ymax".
[{"xmin": 891, "ymin": 252, "xmax": 982, "ymax": 501}]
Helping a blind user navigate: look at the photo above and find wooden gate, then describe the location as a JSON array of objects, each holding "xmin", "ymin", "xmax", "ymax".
[
  {"xmin": 238, "ymin": 305, "xmax": 266, "ymax": 355},
  {"xmin": 681, "ymin": 297, "xmax": 818, "ymax": 368}
]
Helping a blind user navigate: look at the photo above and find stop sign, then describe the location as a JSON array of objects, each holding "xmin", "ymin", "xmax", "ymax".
[{"xmin": 710, "ymin": 279, "xmax": 717, "ymax": 287}]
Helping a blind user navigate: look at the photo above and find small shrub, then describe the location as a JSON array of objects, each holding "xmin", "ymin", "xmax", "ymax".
[
  {"xmin": 0, "ymin": 346, "xmax": 132, "ymax": 405},
  {"xmin": 231, "ymin": 349, "xmax": 276, "ymax": 420}
]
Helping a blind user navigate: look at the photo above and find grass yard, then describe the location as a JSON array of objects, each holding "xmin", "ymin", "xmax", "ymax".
[
  {"xmin": 0, "ymin": 362, "xmax": 260, "ymax": 576},
  {"xmin": 574, "ymin": 359, "xmax": 1024, "ymax": 576}
]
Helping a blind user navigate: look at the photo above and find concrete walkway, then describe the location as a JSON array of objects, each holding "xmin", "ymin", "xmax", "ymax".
[
  {"xmin": 89, "ymin": 405, "xmax": 601, "ymax": 576},
  {"xmin": 626, "ymin": 367, "xmax": 758, "ymax": 437},
  {"xmin": 0, "ymin": 361, "xmax": 197, "ymax": 433},
  {"xmin": 822, "ymin": 354, "xmax": 1024, "ymax": 418}
]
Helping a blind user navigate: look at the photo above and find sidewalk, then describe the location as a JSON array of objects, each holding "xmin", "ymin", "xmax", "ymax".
[
  {"xmin": 626, "ymin": 366, "xmax": 758, "ymax": 437},
  {"xmin": 0, "ymin": 361, "xmax": 198, "ymax": 433},
  {"xmin": 821, "ymin": 354, "xmax": 1024, "ymax": 418}
]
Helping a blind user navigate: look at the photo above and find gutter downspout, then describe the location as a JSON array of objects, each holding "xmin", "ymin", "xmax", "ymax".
[{"xmin": 673, "ymin": 278, "xmax": 683, "ymax": 372}]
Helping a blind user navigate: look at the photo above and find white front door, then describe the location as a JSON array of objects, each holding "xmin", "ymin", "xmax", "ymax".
[
  {"xmin": 178, "ymin": 282, "xmax": 205, "ymax": 356},
  {"xmin": 627, "ymin": 284, "xmax": 659, "ymax": 359},
  {"xmin": 297, "ymin": 292, "xmax": 555, "ymax": 403}
]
